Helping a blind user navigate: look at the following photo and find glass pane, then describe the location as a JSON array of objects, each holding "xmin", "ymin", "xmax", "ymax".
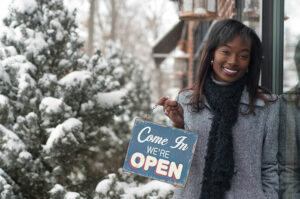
[
  {"xmin": 283, "ymin": 1, "xmax": 300, "ymax": 91},
  {"xmin": 194, "ymin": 0, "xmax": 206, "ymax": 14},
  {"xmin": 241, "ymin": 0, "xmax": 262, "ymax": 38},
  {"xmin": 279, "ymin": 1, "xmax": 300, "ymax": 198},
  {"xmin": 183, "ymin": 0, "xmax": 193, "ymax": 12}
]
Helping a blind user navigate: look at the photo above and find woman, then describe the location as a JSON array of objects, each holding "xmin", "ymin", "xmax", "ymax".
[{"xmin": 158, "ymin": 19, "xmax": 279, "ymax": 199}]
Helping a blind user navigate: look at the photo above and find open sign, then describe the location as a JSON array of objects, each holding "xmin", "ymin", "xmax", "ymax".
[{"xmin": 123, "ymin": 118, "xmax": 198, "ymax": 187}]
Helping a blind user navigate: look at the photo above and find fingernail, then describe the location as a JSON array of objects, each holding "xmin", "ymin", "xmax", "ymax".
[{"xmin": 164, "ymin": 110, "xmax": 169, "ymax": 115}]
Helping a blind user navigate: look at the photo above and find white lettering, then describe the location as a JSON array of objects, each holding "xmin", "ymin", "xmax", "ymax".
[
  {"xmin": 143, "ymin": 156, "xmax": 157, "ymax": 171},
  {"xmin": 155, "ymin": 159, "xmax": 170, "ymax": 176},
  {"xmin": 130, "ymin": 152, "xmax": 145, "ymax": 169},
  {"xmin": 168, "ymin": 162, "xmax": 183, "ymax": 180},
  {"xmin": 170, "ymin": 136, "xmax": 188, "ymax": 151},
  {"xmin": 137, "ymin": 126, "xmax": 169, "ymax": 145},
  {"xmin": 159, "ymin": 149, "xmax": 170, "ymax": 159},
  {"xmin": 147, "ymin": 146, "xmax": 158, "ymax": 155},
  {"xmin": 137, "ymin": 127, "xmax": 151, "ymax": 143}
]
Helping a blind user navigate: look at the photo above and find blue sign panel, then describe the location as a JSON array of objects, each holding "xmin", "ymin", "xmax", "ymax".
[{"xmin": 123, "ymin": 118, "xmax": 198, "ymax": 187}]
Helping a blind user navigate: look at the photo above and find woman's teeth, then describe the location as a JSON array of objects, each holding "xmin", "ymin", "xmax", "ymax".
[{"xmin": 223, "ymin": 67, "xmax": 238, "ymax": 74}]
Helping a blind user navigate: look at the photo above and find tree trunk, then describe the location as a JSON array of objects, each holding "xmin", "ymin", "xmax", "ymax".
[
  {"xmin": 87, "ymin": 0, "xmax": 95, "ymax": 56},
  {"xmin": 110, "ymin": 0, "xmax": 116, "ymax": 40}
]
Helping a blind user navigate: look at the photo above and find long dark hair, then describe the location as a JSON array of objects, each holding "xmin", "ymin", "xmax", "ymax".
[{"xmin": 185, "ymin": 19, "xmax": 274, "ymax": 114}]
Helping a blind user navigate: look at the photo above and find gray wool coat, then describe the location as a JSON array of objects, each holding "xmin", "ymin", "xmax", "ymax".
[{"xmin": 172, "ymin": 89, "xmax": 279, "ymax": 199}]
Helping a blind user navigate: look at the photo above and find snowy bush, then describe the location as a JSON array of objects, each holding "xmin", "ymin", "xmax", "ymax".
[{"xmin": 0, "ymin": 0, "xmax": 155, "ymax": 198}]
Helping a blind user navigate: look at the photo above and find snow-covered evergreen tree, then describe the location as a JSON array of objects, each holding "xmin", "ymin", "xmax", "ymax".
[{"xmin": 0, "ymin": 0, "xmax": 154, "ymax": 198}]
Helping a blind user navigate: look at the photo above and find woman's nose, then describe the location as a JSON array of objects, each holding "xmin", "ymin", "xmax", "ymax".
[{"xmin": 228, "ymin": 54, "xmax": 238, "ymax": 65}]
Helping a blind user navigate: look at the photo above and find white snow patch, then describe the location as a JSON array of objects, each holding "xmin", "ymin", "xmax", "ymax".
[
  {"xmin": 120, "ymin": 180, "xmax": 174, "ymax": 199},
  {"xmin": 11, "ymin": 0, "xmax": 37, "ymax": 14},
  {"xmin": 39, "ymin": 73, "xmax": 57, "ymax": 88},
  {"xmin": 49, "ymin": 184, "xmax": 64, "ymax": 194},
  {"xmin": 0, "ymin": 125, "xmax": 25, "ymax": 152},
  {"xmin": 4, "ymin": 46, "xmax": 18, "ymax": 56},
  {"xmin": 18, "ymin": 151, "xmax": 32, "ymax": 159},
  {"xmin": 194, "ymin": 7, "xmax": 207, "ymax": 14},
  {"xmin": 43, "ymin": 118, "xmax": 82, "ymax": 152},
  {"xmin": 50, "ymin": 19, "xmax": 64, "ymax": 41},
  {"xmin": 39, "ymin": 97, "xmax": 65, "ymax": 115},
  {"xmin": 58, "ymin": 70, "xmax": 92, "ymax": 87},
  {"xmin": 65, "ymin": 192, "xmax": 80, "ymax": 199},
  {"xmin": 113, "ymin": 67, "xmax": 125, "ymax": 79},
  {"xmin": 95, "ymin": 173, "xmax": 116, "ymax": 193},
  {"xmin": 25, "ymin": 32, "xmax": 48, "ymax": 56},
  {"xmin": 2, "ymin": 55, "xmax": 36, "ymax": 73},
  {"xmin": 96, "ymin": 90, "xmax": 126, "ymax": 107},
  {"xmin": 173, "ymin": 48, "xmax": 189, "ymax": 58},
  {"xmin": 0, "ymin": 95, "xmax": 9, "ymax": 107},
  {"xmin": 18, "ymin": 73, "xmax": 36, "ymax": 96}
]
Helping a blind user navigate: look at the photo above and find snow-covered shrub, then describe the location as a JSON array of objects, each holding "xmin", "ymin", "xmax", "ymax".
[
  {"xmin": 0, "ymin": 0, "xmax": 126, "ymax": 198},
  {"xmin": 0, "ymin": 0, "xmax": 155, "ymax": 198}
]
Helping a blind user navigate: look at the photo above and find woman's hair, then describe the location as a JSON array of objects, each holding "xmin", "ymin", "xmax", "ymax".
[{"xmin": 184, "ymin": 19, "xmax": 274, "ymax": 114}]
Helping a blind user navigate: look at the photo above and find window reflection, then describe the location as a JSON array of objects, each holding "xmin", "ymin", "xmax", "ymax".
[
  {"xmin": 279, "ymin": 1, "xmax": 300, "ymax": 198},
  {"xmin": 241, "ymin": 0, "xmax": 261, "ymax": 38},
  {"xmin": 279, "ymin": 40, "xmax": 300, "ymax": 198}
]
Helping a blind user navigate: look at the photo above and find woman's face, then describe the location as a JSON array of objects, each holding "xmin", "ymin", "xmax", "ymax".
[{"xmin": 212, "ymin": 35, "xmax": 251, "ymax": 82}]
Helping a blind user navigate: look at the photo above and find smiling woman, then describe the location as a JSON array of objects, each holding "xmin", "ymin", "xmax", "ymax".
[{"xmin": 158, "ymin": 19, "xmax": 279, "ymax": 199}]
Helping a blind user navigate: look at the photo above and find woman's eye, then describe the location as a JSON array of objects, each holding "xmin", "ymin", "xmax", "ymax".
[
  {"xmin": 240, "ymin": 55, "xmax": 249, "ymax": 59},
  {"xmin": 221, "ymin": 50, "xmax": 229, "ymax": 55}
]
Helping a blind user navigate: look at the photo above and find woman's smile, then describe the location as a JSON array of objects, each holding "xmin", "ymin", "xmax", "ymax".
[{"xmin": 222, "ymin": 66, "xmax": 238, "ymax": 76}]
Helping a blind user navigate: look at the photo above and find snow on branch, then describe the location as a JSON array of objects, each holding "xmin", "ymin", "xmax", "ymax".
[
  {"xmin": 11, "ymin": 0, "xmax": 38, "ymax": 14},
  {"xmin": 58, "ymin": 70, "xmax": 92, "ymax": 88},
  {"xmin": 96, "ymin": 90, "xmax": 126, "ymax": 108},
  {"xmin": 43, "ymin": 118, "xmax": 83, "ymax": 152},
  {"xmin": 0, "ymin": 125, "xmax": 26, "ymax": 167}
]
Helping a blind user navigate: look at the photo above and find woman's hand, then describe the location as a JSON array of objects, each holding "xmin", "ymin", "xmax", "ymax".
[{"xmin": 157, "ymin": 96, "xmax": 184, "ymax": 129}]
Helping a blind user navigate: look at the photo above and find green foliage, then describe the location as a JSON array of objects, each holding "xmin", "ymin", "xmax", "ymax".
[{"xmin": 0, "ymin": 0, "xmax": 152, "ymax": 198}]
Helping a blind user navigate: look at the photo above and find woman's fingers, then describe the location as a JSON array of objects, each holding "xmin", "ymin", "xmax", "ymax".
[
  {"xmin": 165, "ymin": 99, "xmax": 179, "ymax": 107},
  {"xmin": 157, "ymin": 96, "xmax": 184, "ymax": 128},
  {"xmin": 157, "ymin": 96, "xmax": 169, "ymax": 106},
  {"xmin": 157, "ymin": 97, "xmax": 183, "ymax": 123}
]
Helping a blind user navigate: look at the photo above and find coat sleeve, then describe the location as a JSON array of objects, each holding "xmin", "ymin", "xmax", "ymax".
[{"xmin": 261, "ymin": 99, "xmax": 279, "ymax": 199}]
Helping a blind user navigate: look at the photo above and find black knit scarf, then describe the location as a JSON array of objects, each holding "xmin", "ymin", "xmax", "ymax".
[{"xmin": 199, "ymin": 74, "xmax": 247, "ymax": 199}]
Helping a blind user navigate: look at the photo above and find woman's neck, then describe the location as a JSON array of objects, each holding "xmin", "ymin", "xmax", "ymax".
[{"xmin": 211, "ymin": 73, "xmax": 232, "ymax": 86}]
